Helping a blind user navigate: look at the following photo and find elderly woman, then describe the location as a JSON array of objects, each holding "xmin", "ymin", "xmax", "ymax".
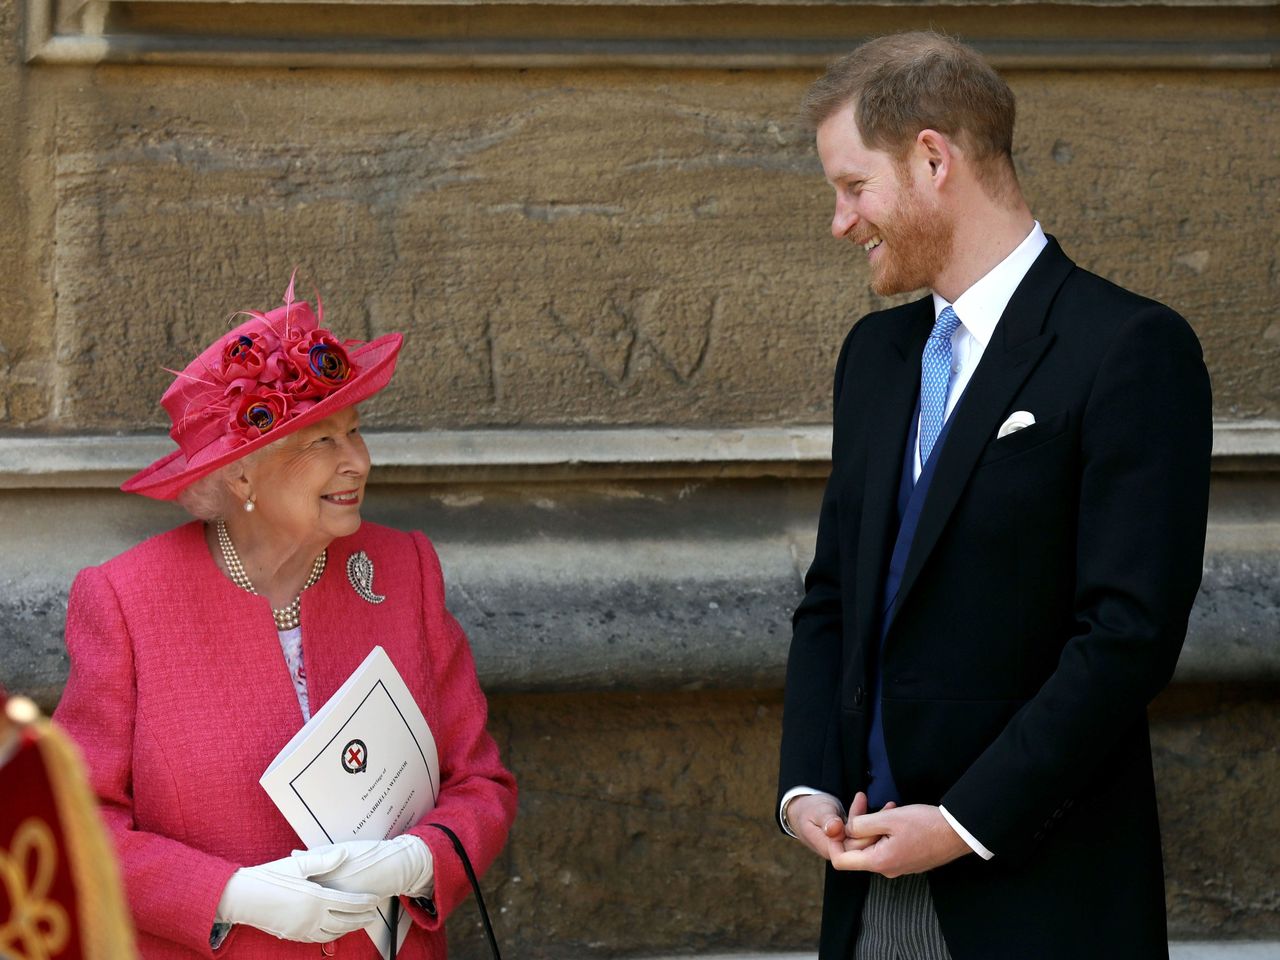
[{"xmin": 53, "ymin": 278, "xmax": 516, "ymax": 959}]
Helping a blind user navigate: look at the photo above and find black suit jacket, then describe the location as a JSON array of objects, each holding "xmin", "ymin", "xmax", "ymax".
[{"xmin": 778, "ymin": 238, "xmax": 1212, "ymax": 960}]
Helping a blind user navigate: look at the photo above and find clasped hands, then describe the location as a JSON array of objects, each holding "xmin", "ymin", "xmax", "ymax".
[
  {"xmin": 216, "ymin": 834, "xmax": 433, "ymax": 943},
  {"xmin": 789, "ymin": 792, "xmax": 971, "ymax": 877}
]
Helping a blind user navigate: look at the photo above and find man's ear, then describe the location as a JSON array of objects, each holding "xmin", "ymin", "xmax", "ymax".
[{"xmin": 915, "ymin": 129, "xmax": 954, "ymax": 190}]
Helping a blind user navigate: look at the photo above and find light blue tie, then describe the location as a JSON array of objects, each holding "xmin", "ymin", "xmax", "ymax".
[{"xmin": 918, "ymin": 305, "xmax": 962, "ymax": 467}]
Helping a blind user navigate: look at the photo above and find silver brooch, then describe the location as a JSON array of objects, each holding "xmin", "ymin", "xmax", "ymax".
[{"xmin": 346, "ymin": 551, "xmax": 386, "ymax": 605}]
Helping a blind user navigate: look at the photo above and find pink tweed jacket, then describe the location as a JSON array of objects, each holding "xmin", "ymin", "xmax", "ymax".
[{"xmin": 55, "ymin": 521, "xmax": 517, "ymax": 960}]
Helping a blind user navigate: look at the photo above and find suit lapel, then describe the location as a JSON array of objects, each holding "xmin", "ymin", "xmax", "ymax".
[
  {"xmin": 851, "ymin": 299, "xmax": 933, "ymax": 657},
  {"xmin": 891, "ymin": 239, "xmax": 1075, "ymax": 622}
]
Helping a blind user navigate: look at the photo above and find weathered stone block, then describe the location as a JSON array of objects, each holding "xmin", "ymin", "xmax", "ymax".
[
  {"xmin": 1008, "ymin": 72, "xmax": 1280, "ymax": 420},
  {"xmin": 477, "ymin": 691, "xmax": 822, "ymax": 958},
  {"xmin": 5, "ymin": 67, "xmax": 1271, "ymax": 432},
  {"xmin": 2, "ymin": 479, "xmax": 1278, "ymax": 703},
  {"xmin": 439, "ymin": 685, "xmax": 1280, "ymax": 960},
  {"xmin": 1152, "ymin": 687, "xmax": 1280, "ymax": 940}
]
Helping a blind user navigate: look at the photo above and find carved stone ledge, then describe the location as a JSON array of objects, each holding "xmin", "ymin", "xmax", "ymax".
[
  {"xmin": 1, "ymin": 421, "xmax": 1277, "ymax": 488},
  {"xmin": 25, "ymin": 0, "xmax": 1280, "ymax": 69}
]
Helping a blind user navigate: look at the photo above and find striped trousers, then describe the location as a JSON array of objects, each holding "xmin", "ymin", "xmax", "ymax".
[{"xmin": 854, "ymin": 873, "xmax": 953, "ymax": 960}]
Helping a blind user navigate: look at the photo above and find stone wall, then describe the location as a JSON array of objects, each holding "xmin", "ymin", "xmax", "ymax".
[
  {"xmin": 3, "ymin": 5, "xmax": 1279, "ymax": 430},
  {"xmin": 475, "ymin": 684, "xmax": 1280, "ymax": 956},
  {"xmin": 9, "ymin": 62, "xmax": 1280, "ymax": 428}
]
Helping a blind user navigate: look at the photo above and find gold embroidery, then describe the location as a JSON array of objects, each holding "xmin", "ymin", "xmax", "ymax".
[
  {"xmin": 31, "ymin": 713, "xmax": 138, "ymax": 960},
  {"xmin": 0, "ymin": 816, "xmax": 71, "ymax": 960}
]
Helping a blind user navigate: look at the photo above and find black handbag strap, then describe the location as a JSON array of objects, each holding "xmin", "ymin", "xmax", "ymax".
[
  {"xmin": 425, "ymin": 822, "xmax": 503, "ymax": 960},
  {"xmin": 388, "ymin": 894, "xmax": 400, "ymax": 960}
]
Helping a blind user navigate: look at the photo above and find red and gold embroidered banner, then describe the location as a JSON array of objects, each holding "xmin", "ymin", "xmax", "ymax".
[{"xmin": 0, "ymin": 692, "xmax": 136, "ymax": 960}]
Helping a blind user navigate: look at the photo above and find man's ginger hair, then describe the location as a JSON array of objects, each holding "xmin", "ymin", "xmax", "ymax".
[{"xmin": 803, "ymin": 32, "xmax": 1019, "ymax": 198}]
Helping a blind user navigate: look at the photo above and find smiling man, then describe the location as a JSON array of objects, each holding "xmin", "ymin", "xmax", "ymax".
[{"xmin": 776, "ymin": 32, "xmax": 1213, "ymax": 960}]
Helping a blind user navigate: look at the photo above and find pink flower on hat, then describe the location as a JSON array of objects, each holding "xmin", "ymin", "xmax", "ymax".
[
  {"xmin": 221, "ymin": 332, "xmax": 271, "ymax": 382},
  {"xmin": 232, "ymin": 390, "xmax": 291, "ymax": 439},
  {"xmin": 286, "ymin": 330, "xmax": 354, "ymax": 397},
  {"xmin": 211, "ymin": 291, "xmax": 358, "ymax": 438}
]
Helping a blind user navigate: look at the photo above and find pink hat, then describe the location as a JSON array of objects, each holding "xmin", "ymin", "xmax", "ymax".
[{"xmin": 123, "ymin": 275, "xmax": 402, "ymax": 501}]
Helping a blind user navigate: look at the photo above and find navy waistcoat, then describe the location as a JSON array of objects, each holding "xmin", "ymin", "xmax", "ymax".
[{"xmin": 865, "ymin": 396, "xmax": 962, "ymax": 809}]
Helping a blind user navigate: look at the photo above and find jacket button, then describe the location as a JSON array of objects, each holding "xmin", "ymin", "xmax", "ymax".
[{"xmin": 853, "ymin": 686, "xmax": 865, "ymax": 707}]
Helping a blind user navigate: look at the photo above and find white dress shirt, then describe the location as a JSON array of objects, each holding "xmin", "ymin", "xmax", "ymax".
[
  {"xmin": 915, "ymin": 222, "xmax": 1049, "ymax": 481},
  {"xmin": 782, "ymin": 222, "xmax": 1049, "ymax": 861}
]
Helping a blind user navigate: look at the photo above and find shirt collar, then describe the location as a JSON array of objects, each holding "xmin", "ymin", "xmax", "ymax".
[{"xmin": 931, "ymin": 221, "xmax": 1048, "ymax": 349}]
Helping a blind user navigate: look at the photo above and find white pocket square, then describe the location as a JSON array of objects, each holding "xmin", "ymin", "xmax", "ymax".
[{"xmin": 997, "ymin": 410, "xmax": 1036, "ymax": 439}]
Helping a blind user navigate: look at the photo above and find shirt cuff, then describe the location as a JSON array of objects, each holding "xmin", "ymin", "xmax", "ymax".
[
  {"xmin": 939, "ymin": 805, "xmax": 994, "ymax": 860},
  {"xmin": 779, "ymin": 786, "xmax": 845, "ymax": 839}
]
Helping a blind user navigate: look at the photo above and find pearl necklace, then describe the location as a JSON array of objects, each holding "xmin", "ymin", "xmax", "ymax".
[{"xmin": 215, "ymin": 518, "xmax": 327, "ymax": 631}]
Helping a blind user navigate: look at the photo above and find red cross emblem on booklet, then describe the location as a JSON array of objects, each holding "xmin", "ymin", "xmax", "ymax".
[{"xmin": 341, "ymin": 738, "xmax": 367, "ymax": 774}]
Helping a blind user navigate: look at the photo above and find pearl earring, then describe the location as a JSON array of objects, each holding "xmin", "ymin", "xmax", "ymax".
[{"xmin": 244, "ymin": 498, "xmax": 255, "ymax": 513}]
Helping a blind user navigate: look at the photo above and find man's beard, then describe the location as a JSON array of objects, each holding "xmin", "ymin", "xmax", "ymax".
[{"xmin": 868, "ymin": 177, "xmax": 954, "ymax": 297}]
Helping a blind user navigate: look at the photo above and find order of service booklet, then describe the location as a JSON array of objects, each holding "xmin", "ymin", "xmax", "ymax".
[{"xmin": 261, "ymin": 645, "xmax": 441, "ymax": 956}]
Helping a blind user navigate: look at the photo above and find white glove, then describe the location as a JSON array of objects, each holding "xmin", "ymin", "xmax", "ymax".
[
  {"xmin": 216, "ymin": 847, "xmax": 383, "ymax": 942},
  {"xmin": 300, "ymin": 834, "xmax": 434, "ymax": 900}
]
